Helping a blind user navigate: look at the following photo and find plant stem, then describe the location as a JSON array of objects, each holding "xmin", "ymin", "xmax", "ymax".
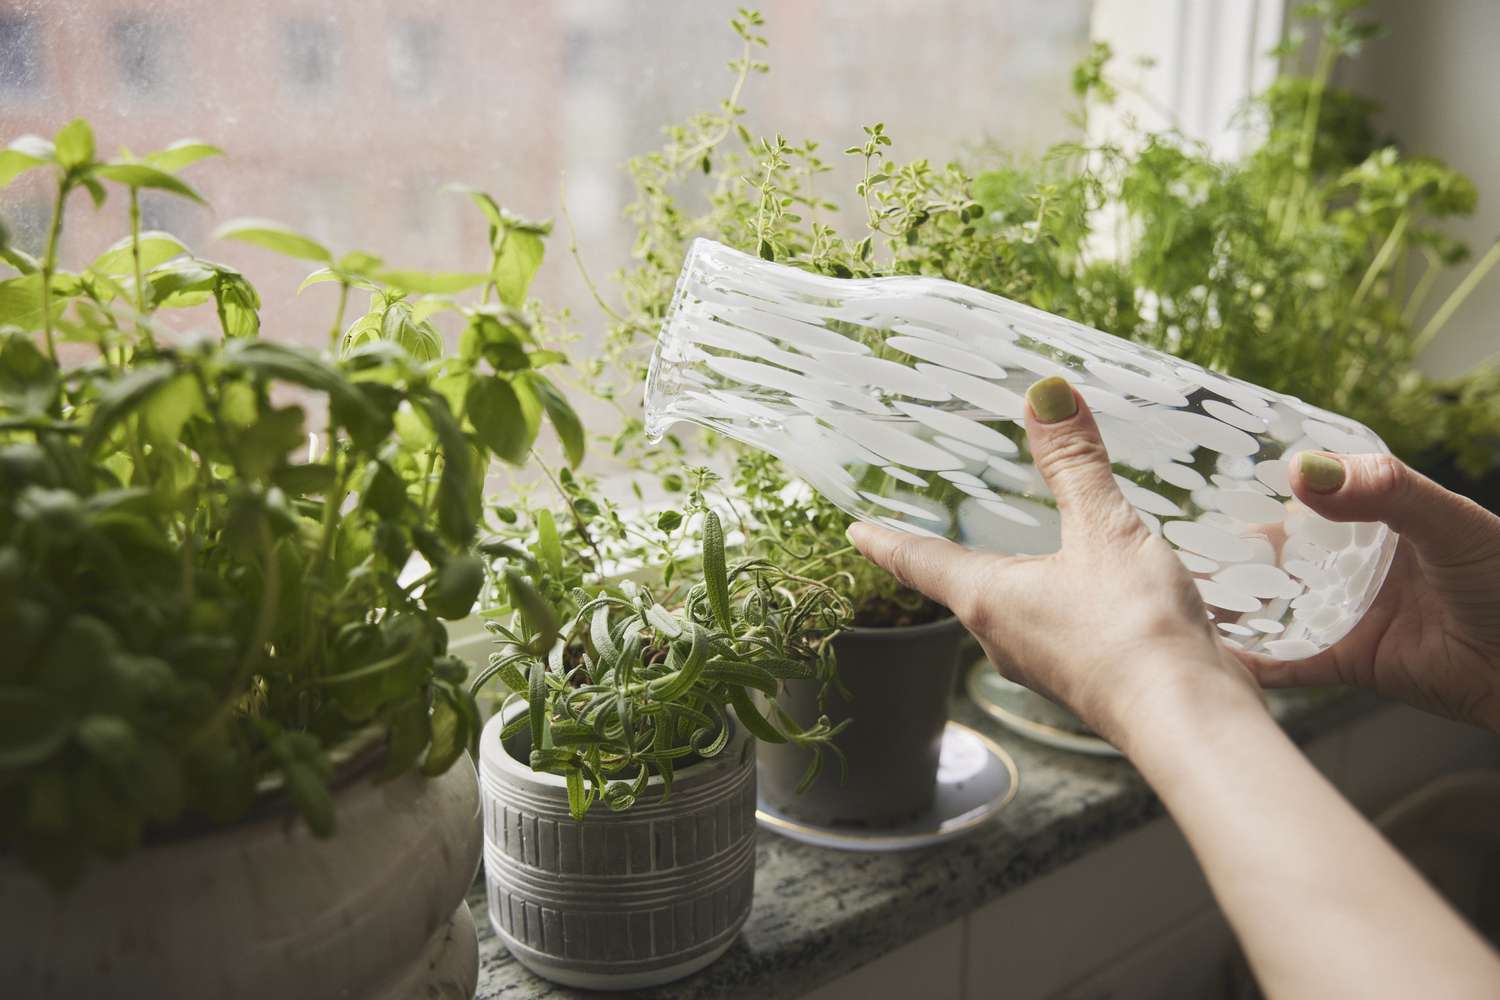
[
  {"xmin": 1350, "ymin": 209, "xmax": 1409, "ymax": 309},
  {"xmin": 127, "ymin": 187, "xmax": 157, "ymax": 352},
  {"xmin": 39, "ymin": 178, "xmax": 67, "ymax": 363},
  {"xmin": 560, "ymin": 174, "xmax": 630, "ymax": 327},
  {"xmin": 328, "ymin": 280, "xmax": 350, "ymax": 352},
  {"xmin": 531, "ymin": 447, "xmax": 609, "ymax": 574},
  {"xmin": 1402, "ymin": 249, "xmax": 1441, "ymax": 325},
  {"xmin": 1412, "ymin": 237, "xmax": 1500, "ymax": 354},
  {"xmin": 483, "ymin": 229, "xmax": 507, "ymax": 306},
  {"xmin": 1278, "ymin": 40, "xmax": 1337, "ymax": 242}
]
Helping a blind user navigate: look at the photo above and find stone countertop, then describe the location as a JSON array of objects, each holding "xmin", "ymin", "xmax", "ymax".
[{"xmin": 468, "ymin": 687, "xmax": 1375, "ymax": 999}]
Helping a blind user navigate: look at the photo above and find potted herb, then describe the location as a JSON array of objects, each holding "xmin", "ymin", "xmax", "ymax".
[
  {"xmin": 0, "ymin": 121, "xmax": 581, "ymax": 999},
  {"xmin": 580, "ymin": 11, "xmax": 977, "ymax": 829},
  {"xmin": 471, "ymin": 469, "xmax": 849, "ymax": 988}
]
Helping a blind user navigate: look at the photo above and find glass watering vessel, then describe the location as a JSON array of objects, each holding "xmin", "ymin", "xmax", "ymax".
[{"xmin": 644, "ymin": 239, "xmax": 1397, "ymax": 660}]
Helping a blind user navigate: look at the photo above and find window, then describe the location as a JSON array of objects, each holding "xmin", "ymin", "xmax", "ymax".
[
  {"xmin": 109, "ymin": 15, "xmax": 168, "ymax": 98},
  {"xmin": 283, "ymin": 17, "xmax": 337, "ymax": 94},
  {"xmin": 0, "ymin": 1, "xmax": 1096, "ymax": 361},
  {"xmin": 388, "ymin": 17, "xmax": 440, "ymax": 100},
  {"xmin": 0, "ymin": 15, "xmax": 40, "ymax": 95},
  {"xmin": 1, "ymin": 196, "xmax": 49, "ymax": 257}
]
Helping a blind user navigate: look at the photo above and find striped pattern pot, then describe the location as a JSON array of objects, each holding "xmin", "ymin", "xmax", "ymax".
[{"xmin": 478, "ymin": 706, "xmax": 756, "ymax": 990}]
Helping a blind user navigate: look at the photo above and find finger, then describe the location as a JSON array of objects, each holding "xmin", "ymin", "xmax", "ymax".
[
  {"xmin": 845, "ymin": 521, "xmax": 988, "ymax": 609},
  {"xmin": 1233, "ymin": 646, "xmax": 1346, "ymax": 690},
  {"xmin": 1022, "ymin": 376, "xmax": 1142, "ymax": 545},
  {"xmin": 1289, "ymin": 451, "xmax": 1500, "ymax": 566}
]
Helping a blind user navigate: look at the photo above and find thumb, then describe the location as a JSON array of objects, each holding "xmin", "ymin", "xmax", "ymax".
[
  {"xmin": 1023, "ymin": 376, "xmax": 1143, "ymax": 545},
  {"xmin": 1289, "ymin": 451, "xmax": 1500, "ymax": 566},
  {"xmin": 845, "ymin": 521, "xmax": 986, "ymax": 611}
]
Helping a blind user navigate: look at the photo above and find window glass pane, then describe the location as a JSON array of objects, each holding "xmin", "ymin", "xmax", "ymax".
[
  {"xmin": 0, "ymin": 0, "xmax": 1090, "ymax": 375},
  {"xmin": 0, "ymin": 14, "xmax": 41, "ymax": 95}
]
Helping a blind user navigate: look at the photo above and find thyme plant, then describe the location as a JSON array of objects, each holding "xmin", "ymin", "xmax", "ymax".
[
  {"xmin": 585, "ymin": 2, "xmax": 1499, "ymax": 613},
  {"xmin": 0, "ymin": 121, "xmax": 581, "ymax": 885}
]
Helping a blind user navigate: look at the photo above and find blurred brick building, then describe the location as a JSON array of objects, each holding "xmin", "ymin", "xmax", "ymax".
[{"xmin": 0, "ymin": 0, "xmax": 1087, "ymax": 353}]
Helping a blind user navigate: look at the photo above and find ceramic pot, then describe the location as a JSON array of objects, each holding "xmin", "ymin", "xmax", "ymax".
[
  {"xmin": 0, "ymin": 752, "xmax": 484, "ymax": 1000},
  {"xmin": 758, "ymin": 615, "xmax": 967, "ymax": 827},
  {"xmin": 478, "ymin": 705, "xmax": 757, "ymax": 991}
]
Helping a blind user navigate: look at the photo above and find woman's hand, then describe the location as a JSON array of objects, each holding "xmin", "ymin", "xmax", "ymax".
[
  {"xmin": 846, "ymin": 376, "xmax": 1262, "ymax": 750},
  {"xmin": 1241, "ymin": 451, "xmax": 1500, "ymax": 732}
]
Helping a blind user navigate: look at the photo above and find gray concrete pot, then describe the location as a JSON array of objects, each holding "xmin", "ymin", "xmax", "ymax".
[
  {"xmin": 478, "ymin": 704, "xmax": 756, "ymax": 990},
  {"xmin": 759, "ymin": 615, "xmax": 968, "ymax": 827},
  {"xmin": 0, "ymin": 750, "xmax": 484, "ymax": 999}
]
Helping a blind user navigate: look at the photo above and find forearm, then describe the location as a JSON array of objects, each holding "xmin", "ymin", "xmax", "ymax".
[{"xmin": 1122, "ymin": 671, "xmax": 1500, "ymax": 999}]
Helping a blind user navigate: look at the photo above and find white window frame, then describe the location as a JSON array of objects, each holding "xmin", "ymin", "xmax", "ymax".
[{"xmin": 1089, "ymin": 0, "xmax": 1288, "ymax": 158}]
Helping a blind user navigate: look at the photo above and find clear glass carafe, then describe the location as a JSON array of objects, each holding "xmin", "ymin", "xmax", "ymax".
[{"xmin": 645, "ymin": 239, "xmax": 1397, "ymax": 660}]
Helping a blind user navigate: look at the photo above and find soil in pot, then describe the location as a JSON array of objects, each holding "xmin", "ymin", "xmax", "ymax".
[
  {"xmin": 478, "ymin": 706, "xmax": 757, "ymax": 991},
  {"xmin": 758, "ymin": 614, "xmax": 968, "ymax": 828}
]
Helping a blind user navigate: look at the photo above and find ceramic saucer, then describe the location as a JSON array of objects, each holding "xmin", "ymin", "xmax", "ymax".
[
  {"xmin": 965, "ymin": 660, "xmax": 1121, "ymax": 757},
  {"xmin": 755, "ymin": 721, "xmax": 1019, "ymax": 852}
]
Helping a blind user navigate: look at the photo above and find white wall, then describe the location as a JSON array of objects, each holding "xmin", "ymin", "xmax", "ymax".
[{"xmin": 1342, "ymin": 0, "xmax": 1500, "ymax": 380}]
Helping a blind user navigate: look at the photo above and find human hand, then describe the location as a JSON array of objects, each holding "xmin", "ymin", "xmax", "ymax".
[
  {"xmin": 1240, "ymin": 451, "xmax": 1500, "ymax": 732},
  {"xmin": 846, "ymin": 377, "xmax": 1263, "ymax": 751}
]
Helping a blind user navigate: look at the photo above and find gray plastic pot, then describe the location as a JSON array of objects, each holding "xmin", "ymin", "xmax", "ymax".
[
  {"xmin": 0, "ymin": 750, "xmax": 483, "ymax": 1000},
  {"xmin": 758, "ymin": 615, "xmax": 967, "ymax": 827},
  {"xmin": 478, "ymin": 704, "xmax": 757, "ymax": 991}
]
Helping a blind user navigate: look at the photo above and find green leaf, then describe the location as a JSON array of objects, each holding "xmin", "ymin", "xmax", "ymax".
[
  {"xmin": 89, "ymin": 231, "xmax": 189, "ymax": 275},
  {"xmin": 139, "ymin": 372, "xmax": 204, "ymax": 447},
  {"xmin": 523, "ymin": 372, "xmax": 584, "ymax": 468},
  {"xmin": 446, "ymin": 183, "xmax": 504, "ymax": 231},
  {"xmin": 528, "ymin": 657, "xmax": 547, "ymax": 756},
  {"xmin": 381, "ymin": 696, "xmax": 431, "ymax": 781},
  {"xmin": 0, "ymin": 273, "xmax": 49, "ymax": 330},
  {"xmin": 656, "ymin": 509, "xmax": 682, "ymax": 532},
  {"xmin": 493, "ymin": 229, "xmax": 545, "ymax": 306},
  {"xmin": 465, "ymin": 376, "xmax": 532, "ymax": 464},
  {"xmin": 649, "ymin": 623, "xmax": 709, "ymax": 702},
  {"xmin": 644, "ymin": 603, "xmax": 683, "ymax": 639},
  {"xmin": 94, "ymin": 163, "xmax": 206, "ymax": 204},
  {"xmin": 422, "ymin": 554, "xmax": 484, "ymax": 620},
  {"xmin": 0, "ymin": 136, "xmax": 54, "ymax": 189},
  {"xmin": 142, "ymin": 140, "xmax": 223, "ymax": 173},
  {"xmin": 564, "ymin": 767, "xmax": 588, "ymax": 820},
  {"xmin": 296, "ymin": 267, "xmax": 340, "ymax": 293},
  {"xmin": 0, "ymin": 687, "xmax": 70, "ymax": 768},
  {"xmin": 506, "ymin": 567, "xmax": 559, "ymax": 656},
  {"xmin": 536, "ymin": 509, "xmax": 562, "ymax": 578},
  {"xmin": 270, "ymin": 731, "xmax": 335, "ymax": 837},
  {"xmin": 726, "ymin": 685, "xmax": 787, "ymax": 744},
  {"xmin": 227, "ymin": 340, "xmax": 380, "ymax": 440},
  {"xmin": 213, "ymin": 271, "xmax": 261, "ymax": 338},
  {"xmin": 0, "ymin": 332, "xmax": 58, "ymax": 416},
  {"xmin": 212, "ymin": 218, "xmax": 332, "ymax": 263},
  {"xmin": 374, "ymin": 269, "xmax": 489, "ymax": 295},
  {"xmin": 702, "ymin": 511, "xmax": 733, "ymax": 636},
  {"xmin": 83, "ymin": 363, "xmax": 175, "ymax": 452},
  {"xmin": 54, "ymin": 119, "xmax": 94, "ymax": 171},
  {"xmin": 422, "ymin": 689, "xmax": 465, "ymax": 776},
  {"xmin": 415, "ymin": 391, "xmax": 477, "ymax": 545},
  {"xmin": 143, "ymin": 259, "xmax": 216, "ymax": 309}
]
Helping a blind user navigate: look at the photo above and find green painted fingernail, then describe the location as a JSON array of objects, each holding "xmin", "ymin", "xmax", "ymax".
[
  {"xmin": 1026, "ymin": 376, "xmax": 1077, "ymax": 423},
  {"xmin": 1298, "ymin": 452, "xmax": 1345, "ymax": 493}
]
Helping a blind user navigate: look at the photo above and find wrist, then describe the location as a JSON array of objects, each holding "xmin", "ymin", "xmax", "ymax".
[{"xmin": 1100, "ymin": 651, "xmax": 1269, "ymax": 764}]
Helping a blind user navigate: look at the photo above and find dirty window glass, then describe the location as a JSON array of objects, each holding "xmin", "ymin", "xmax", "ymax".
[{"xmin": 0, "ymin": 0, "xmax": 1091, "ymax": 401}]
